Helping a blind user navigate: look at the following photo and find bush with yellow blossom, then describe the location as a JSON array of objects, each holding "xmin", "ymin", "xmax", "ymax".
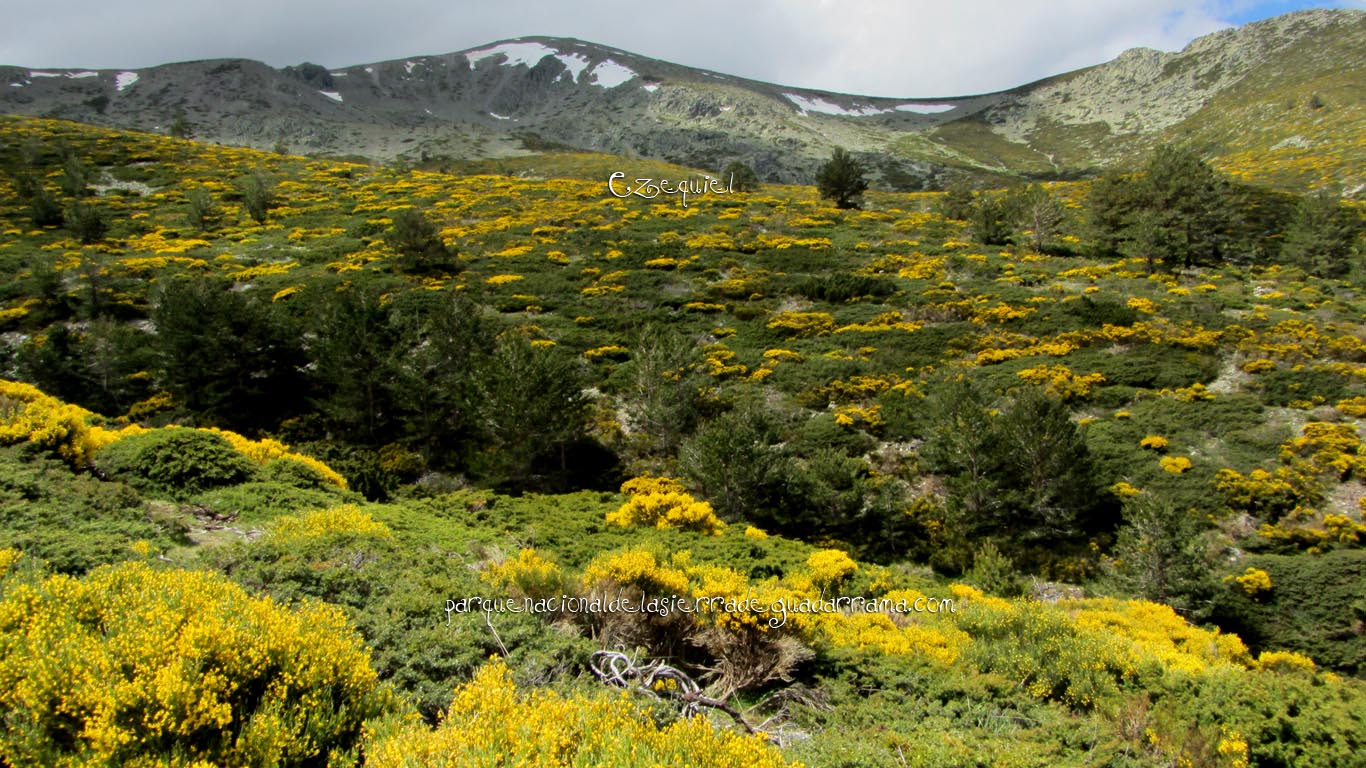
[{"xmin": 0, "ymin": 557, "xmax": 391, "ymax": 767}]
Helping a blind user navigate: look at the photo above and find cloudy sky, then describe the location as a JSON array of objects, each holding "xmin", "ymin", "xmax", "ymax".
[{"xmin": 3, "ymin": 1, "xmax": 1361, "ymax": 96}]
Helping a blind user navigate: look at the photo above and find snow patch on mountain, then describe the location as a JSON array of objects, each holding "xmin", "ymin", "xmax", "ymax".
[
  {"xmin": 784, "ymin": 93, "xmax": 888, "ymax": 117},
  {"xmin": 895, "ymin": 103, "xmax": 956, "ymax": 114},
  {"xmin": 589, "ymin": 60, "xmax": 636, "ymax": 88}
]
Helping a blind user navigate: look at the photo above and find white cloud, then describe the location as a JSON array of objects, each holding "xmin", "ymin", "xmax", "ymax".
[{"xmin": 0, "ymin": 1, "xmax": 1354, "ymax": 97}]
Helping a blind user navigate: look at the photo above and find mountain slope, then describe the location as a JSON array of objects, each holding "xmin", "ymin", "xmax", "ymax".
[{"xmin": 1, "ymin": 9, "xmax": 1361, "ymax": 190}]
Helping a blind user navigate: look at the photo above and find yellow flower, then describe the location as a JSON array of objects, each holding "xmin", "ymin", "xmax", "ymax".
[
  {"xmin": 1230, "ymin": 567, "xmax": 1272, "ymax": 596},
  {"xmin": 1160, "ymin": 456, "xmax": 1192, "ymax": 474}
]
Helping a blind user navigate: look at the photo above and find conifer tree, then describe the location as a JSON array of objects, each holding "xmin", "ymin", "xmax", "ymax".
[
  {"xmin": 1280, "ymin": 190, "xmax": 1360, "ymax": 279},
  {"xmin": 816, "ymin": 147, "xmax": 868, "ymax": 210}
]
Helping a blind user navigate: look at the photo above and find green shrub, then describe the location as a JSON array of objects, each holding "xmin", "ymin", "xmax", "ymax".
[
  {"xmin": 1153, "ymin": 667, "xmax": 1366, "ymax": 768},
  {"xmin": 793, "ymin": 273, "xmax": 897, "ymax": 303},
  {"xmin": 191, "ymin": 481, "xmax": 348, "ymax": 525},
  {"xmin": 11, "ymin": 173, "xmax": 63, "ymax": 227},
  {"xmin": 261, "ymin": 456, "xmax": 338, "ymax": 491},
  {"xmin": 966, "ymin": 540, "xmax": 1023, "ymax": 597},
  {"xmin": 95, "ymin": 429, "xmax": 257, "ymax": 498},
  {"xmin": 1086, "ymin": 346, "xmax": 1220, "ymax": 390},
  {"xmin": 1211, "ymin": 550, "xmax": 1366, "ymax": 675},
  {"xmin": 1255, "ymin": 366, "xmax": 1353, "ymax": 407},
  {"xmin": 959, "ymin": 600, "xmax": 1125, "ymax": 709},
  {"xmin": 0, "ymin": 447, "xmax": 171, "ymax": 574}
]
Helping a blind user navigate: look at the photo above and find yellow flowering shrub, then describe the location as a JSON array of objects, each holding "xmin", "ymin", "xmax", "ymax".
[
  {"xmin": 962, "ymin": 595, "xmax": 1254, "ymax": 709},
  {"xmin": 1, "ymin": 380, "xmax": 347, "ymax": 489},
  {"xmin": 1230, "ymin": 567, "xmax": 1273, "ymax": 596},
  {"xmin": 1256, "ymin": 650, "xmax": 1316, "ymax": 673},
  {"xmin": 582, "ymin": 548, "xmax": 691, "ymax": 595},
  {"xmin": 806, "ymin": 549, "xmax": 857, "ymax": 592},
  {"xmin": 834, "ymin": 311, "xmax": 922, "ymax": 334},
  {"xmin": 0, "ymin": 561, "xmax": 389, "ymax": 767},
  {"xmin": 265, "ymin": 504, "xmax": 393, "ymax": 545},
  {"xmin": 0, "ymin": 548, "xmax": 22, "ymax": 577},
  {"xmin": 1111, "ymin": 481, "xmax": 1142, "ymax": 497},
  {"xmin": 833, "ymin": 404, "xmax": 882, "ymax": 430},
  {"xmin": 608, "ymin": 476, "xmax": 725, "ymax": 535},
  {"xmin": 767, "ymin": 311, "xmax": 836, "ymax": 338},
  {"xmin": 1140, "ymin": 435, "xmax": 1169, "ymax": 450},
  {"xmin": 1171, "ymin": 382, "xmax": 1215, "ymax": 402},
  {"xmin": 1281, "ymin": 421, "xmax": 1365, "ymax": 479},
  {"xmin": 200, "ymin": 427, "xmax": 348, "ymax": 489},
  {"xmin": 703, "ymin": 345, "xmax": 748, "ymax": 378},
  {"xmin": 1160, "ymin": 456, "xmax": 1193, "ymax": 474},
  {"xmin": 482, "ymin": 548, "xmax": 567, "ymax": 601},
  {"xmin": 1324, "ymin": 512, "xmax": 1366, "ymax": 544},
  {"xmin": 0, "ymin": 379, "xmax": 134, "ymax": 465},
  {"xmin": 1215, "ymin": 467, "xmax": 1308, "ymax": 520},
  {"xmin": 812, "ymin": 611, "xmax": 964, "ymax": 664},
  {"xmin": 973, "ymin": 303, "xmax": 1036, "ymax": 323},
  {"xmin": 1016, "ymin": 365, "xmax": 1105, "ymax": 401},
  {"xmin": 1075, "ymin": 598, "xmax": 1252, "ymax": 674},
  {"xmin": 683, "ymin": 301, "xmax": 727, "ymax": 312},
  {"xmin": 363, "ymin": 660, "xmax": 799, "ymax": 768},
  {"xmin": 584, "ymin": 344, "xmax": 630, "ymax": 360},
  {"xmin": 1126, "ymin": 297, "xmax": 1159, "ymax": 314},
  {"xmin": 1217, "ymin": 729, "xmax": 1251, "ymax": 768}
]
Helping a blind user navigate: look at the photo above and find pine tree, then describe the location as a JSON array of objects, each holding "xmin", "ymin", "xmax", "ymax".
[
  {"xmin": 61, "ymin": 154, "xmax": 91, "ymax": 198},
  {"xmin": 471, "ymin": 334, "xmax": 588, "ymax": 491},
  {"xmin": 240, "ymin": 173, "xmax": 275, "ymax": 224},
  {"xmin": 966, "ymin": 192, "xmax": 1013, "ymax": 246},
  {"xmin": 936, "ymin": 178, "xmax": 976, "ymax": 221},
  {"xmin": 169, "ymin": 108, "xmax": 193, "ymax": 139},
  {"xmin": 310, "ymin": 286, "xmax": 402, "ymax": 443},
  {"xmin": 679, "ymin": 402, "xmax": 785, "ymax": 522},
  {"xmin": 154, "ymin": 278, "xmax": 306, "ymax": 431},
  {"xmin": 721, "ymin": 160, "xmax": 760, "ymax": 192},
  {"xmin": 1127, "ymin": 145, "xmax": 1238, "ymax": 272},
  {"xmin": 1084, "ymin": 169, "xmax": 1137, "ymax": 258},
  {"xmin": 1007, "ymin": 183, "xmax": 1066, "ymax": 252},
  {"xmin": 1111, "ymin": 496, "xmax": 1215, "ymax": 618},
  {"xmin": 63, "ymin": 202, "xmax": 107, "ymax": 244},
  {"xmin": 620, "ymin": 324, "xmax": 707, "ymax": 461},
  {"xmin": 12, "ymin": 173, "xmax": 63, "ymax": 227},
  {"xmin": 816, "ymin": 147, "xmax": 868, "ymax": 210},
  {"xmin": 185, "ymin": 188, "xmax": 220, "ymax": 232},
  {"xmin": 1280, "ymin": 190, "xmax": 1360, "ymax": 279},
  {"xmin": 386, "ymin": 208, "xmax": 454, "ymax": 274}
]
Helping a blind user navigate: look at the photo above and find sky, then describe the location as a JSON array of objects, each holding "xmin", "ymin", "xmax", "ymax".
[{"xmin": 2, "ymin": 1, "xmax": 1361, "ymax": 97}]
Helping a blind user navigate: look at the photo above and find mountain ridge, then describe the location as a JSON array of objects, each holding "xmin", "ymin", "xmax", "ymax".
[{"xmin": 1, "ymin": 8, "xmax": 1361, "ymax": 190}]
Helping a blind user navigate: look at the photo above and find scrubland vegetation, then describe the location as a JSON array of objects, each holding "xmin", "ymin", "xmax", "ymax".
[{"xmin": 1, "ymin": 115, "xmax": 1363, "ymax": 766}]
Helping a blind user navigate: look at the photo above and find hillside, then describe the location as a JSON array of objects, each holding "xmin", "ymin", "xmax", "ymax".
[
  {"xmin": 0, "ymin": 113, "xmax": 1364, "ymax": 766},
  {"xmin": 1, "ymin": 9, "xmax": 1362, "ymax": 190}
]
